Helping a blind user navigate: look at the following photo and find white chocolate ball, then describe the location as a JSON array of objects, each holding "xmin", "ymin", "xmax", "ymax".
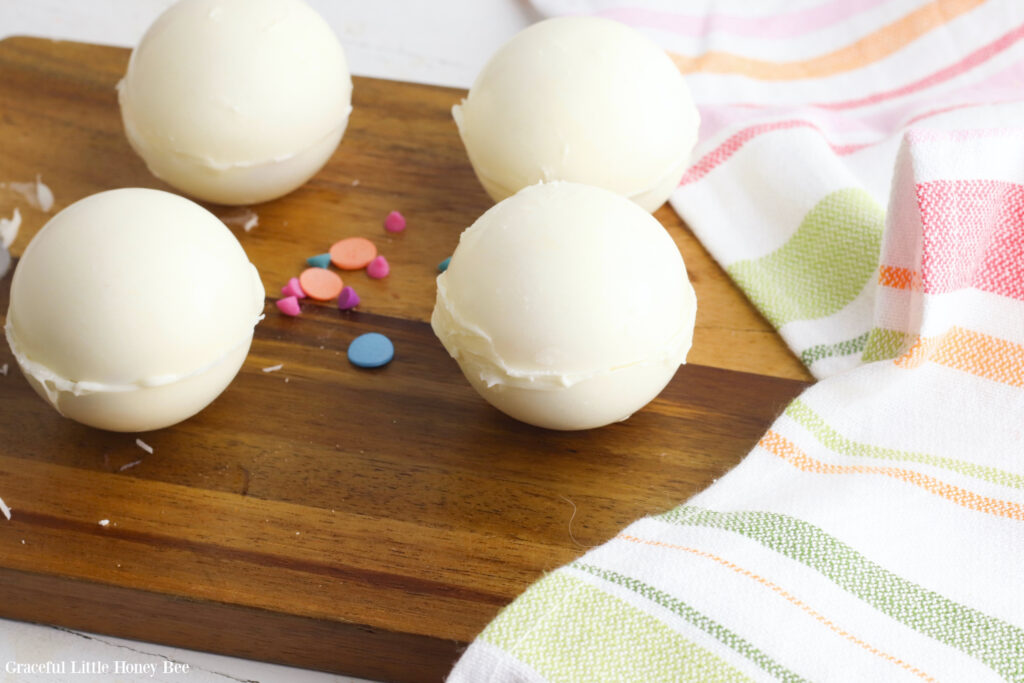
[
  {"xmin": 4, "ymin": 188, "xmax": 265, "ymax": 432},
  {"xmin": 453, "ymin": 17, "xmax": 699, "ymax": 213},
  {"xmin": 118, "ymin": 0, "xmax": 352, "ymax": 205},
  {"xmin": 431, "ymin": 182, "xmax": 697, "ymax": 430}
]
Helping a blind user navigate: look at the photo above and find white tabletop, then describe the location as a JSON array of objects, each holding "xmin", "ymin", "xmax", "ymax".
[{"xmin": 0, "ymin": 2, "xmax": 535, "ymax": 681}]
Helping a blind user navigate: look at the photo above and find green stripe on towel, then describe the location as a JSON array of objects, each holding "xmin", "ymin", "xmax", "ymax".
[
  {"xmin": 799, "ymin": 332, "xmax": 869, "ymax": 366},
  {"xmin": 728, "ymin": 188, "xmax": 884, "ymax": 328},
  {"xmin": 862, "ymin": 328, "xmax": 913, "ymax": 362},
  {"xmin": 480, "ymin": 571, "xmax": 753, "ymax": 682},
  {"xmin": 785, "ymin": 399, "xmax": 1024, "ymax": 489},
  {"xmin": 661, "ymin": 506, "xmax": 1024, "ymax": 681},
  {"xmin": 573, "ymin": 562, "xmax": 806, "ymax": 682}
]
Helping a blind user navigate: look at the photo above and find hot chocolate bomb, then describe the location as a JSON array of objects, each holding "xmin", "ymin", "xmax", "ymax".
[
  {"xmin": 432, "ymin": 182, "xmax": 697, "ymax": 430},
  {"xmin": 118, "ymin": 0, "xmax": 353, "ymax": 205},
  {"xmin": 5, "ymin": 189, "xmax": 264, "ymax": 432},
  {"xmin": 454, "ymin": 17, "xmax": 700, "ymax": 212}
]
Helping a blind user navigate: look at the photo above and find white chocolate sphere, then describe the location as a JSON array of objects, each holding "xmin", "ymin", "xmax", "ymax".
[
  {"xmin": 118, "ymin": 0, "xmax": 352, "ymax": 205},
  {"xmin": 4, "ymin": 188, "xmax": 265, "ymax": 432},
  {"xmin": 432, "ymin": 182, "xmax": 697, "ymax": 430},
  {"xmin": 453, "ymin": 17, "xmax": 699, "ymax": 213}
]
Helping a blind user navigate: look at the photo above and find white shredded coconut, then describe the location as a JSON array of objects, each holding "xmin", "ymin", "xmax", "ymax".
[
  {"xmin": 119, "ymin": 459, "xmax": 143, "ymax": 472},
  {"xmin": 2, "ymin": 175, "xmax": 54, "ymax": 212},
  {"xmin": 262, "ymin": 364, "xmax": 284, "ymax": 373},
  {"xmin": 0, "ymin": 207, "xmax": 20, "ymax": 249},
  {"xmin": 221, "ymin": 208, "xmax": 259, "ymax": 232},
  {"xmin": 36, "ymin": 176, "xmax": 54, "ymax": 212},
  {"xmin": 351, "ymin": 179, "xmax": 360, "ymax": 187},
  {"xmin": 135, "ymin": 438, "xmax": 154, "ymax": 454},
  {"xmin": 98, "ymin": 519, "xmax": 110, "ymax": 527},
  {"xmin": 0, "ymin": 364, "xmax": 8, "ymax": 377},
  {"xmin": 0, "ymin": 496, "xmax": 10, "ymax": 521}
]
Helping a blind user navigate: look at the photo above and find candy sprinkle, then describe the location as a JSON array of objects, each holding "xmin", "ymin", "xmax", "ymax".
[
  {"xmin": 276, "ymin": 296, "xmax": 301, "ymax": 317},
  {"xmin": 348, "ymin": 332, "xmax": 394, "ymax": 369},
  {"xmin": 281, "ymin": 277, "xmax": 306, "ymax": 299},
  {"xmin": 299, "ymin": 267, "xmax": 344, "ymax": 301},
  {"xmin": 330, "ymin": 237, "xmax": 377, "ymax": 270},
  {"xmin": 337, "ymin": 286, "xmax": 360, "ymax": 310},
  {"xmin": 366, "ymin": 255, "xmax": 390, "ymax": 279},
  {"xmin": 384, "ymin": 211, "xmax": 406, "ymax": 233},
  {"xmin": 306, "ymin": 253, "xmax": 332, "ymax": 269},
  {"xmin": 438, "ymin": 256, "xmax": 451, "ymax": 273}
]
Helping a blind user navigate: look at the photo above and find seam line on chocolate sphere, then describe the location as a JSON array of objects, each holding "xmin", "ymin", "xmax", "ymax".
[{"xmin": 3, "ymin": 314, "xmax": 264, "ymax": 402}]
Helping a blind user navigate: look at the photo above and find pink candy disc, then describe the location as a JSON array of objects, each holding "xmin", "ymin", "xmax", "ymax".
[
  {"xmin": 366, "ymin": 255, "xmax": 390, "ymax": 279},
  {"xmin": 384, "ymin": 211, "xmax": 406, "ymax": 233},
  {"xmin": 281, "ymin": 277, "xmax": 306, "ymax": 299},
  {"xmin": 337, "ymin": 286, "xmax": 360, "ymax": 310},
  {"xmin": 276, "ymin": 296, "xmax": 301, "ymax": 317}
]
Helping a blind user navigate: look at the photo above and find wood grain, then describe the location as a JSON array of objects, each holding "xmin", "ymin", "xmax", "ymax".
[{"xmin": 0, "ymin": 37, "xmax": 812, "ymax": 681}]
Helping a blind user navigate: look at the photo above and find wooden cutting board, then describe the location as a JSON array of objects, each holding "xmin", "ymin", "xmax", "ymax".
[{"xmin": 0, "ymin": 37, "xmax": 812, "ymax": 682}]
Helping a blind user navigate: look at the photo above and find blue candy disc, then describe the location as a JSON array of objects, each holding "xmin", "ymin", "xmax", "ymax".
[
  {"xmin": 437, "ymin": 256, "xmax": 451, "ymax": 273},
  {"xmin": 347, "ymin": 332, "xmax": 394, "ymax": 369},
  {"xmin": 306, "ymin": 252, "xmax": 331, "ymax": 269}
]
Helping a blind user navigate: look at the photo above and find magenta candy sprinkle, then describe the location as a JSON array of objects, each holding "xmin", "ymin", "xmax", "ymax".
[
  {"xmin": 276, "ymin": 296, "xmax": 301, "ymax": 317},
  {"xmin": 337, "ymin": 286, "xmax": 360, "ymax": 310},
  {"xmin": 281, "ymin": 277, "xmax": 306, "ymax": 299},
  {"xmin": 366, "ymin": 255, "xmax": 390, "ymax": 279},
  {"xmin": 383, "ymin": 211, "xmax": 406, "ymax": 233}
]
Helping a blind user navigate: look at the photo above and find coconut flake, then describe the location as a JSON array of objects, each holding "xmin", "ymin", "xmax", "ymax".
[
  {"xmin": 118, "ymin": 459, "xmax": 143, "ymax": 472},
  {"xmin": 35, "ymin": 176, "xmax": 54, "ymax": 212},
  {"xmin": 0, "ymin": 364, "xmax": 8, "ymax": 377},
  {"xmin": 0, "ymin": 496, "xmax": 10, "ymax": 521},
  {"xmin": 0, "ymin": 208, "xmax": 20, "ymax": 249},
  {"xmin": 98, "ymin": 519, "xmax": 110, "ymax": 527},
  {"xmin": 221, "ymin": 208, "xmax": 259, "ymax": 232},
  {"xmin": 3, "ymin": 176, "xmax": 54, "ymax": 212},
  {"xmin": 135, "ymin": 438, "xmax": 154, "ymax": 455},
  {"xmin": 261, "ymin": 364, "xmax": 283, "ymax": 373}
]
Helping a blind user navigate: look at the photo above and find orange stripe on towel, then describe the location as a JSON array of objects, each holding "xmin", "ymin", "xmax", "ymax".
[
  {"xmin": 759, "ymin": 430, "xmax": 1024, "ymax": 522},
  {"xmin": 878, "ymin": 265, "xmax": 922, "ymax": 291},
  {"xmin": 619, "ymin": 534, "xmax": 936, "ymax": 681},
  {"xmin": 895, "ymin": 326, "xmax": 1024, "ymax": 387},
  {"xmin": 670, "ymin": 0, "xmax": 985, "ymax": 80}
]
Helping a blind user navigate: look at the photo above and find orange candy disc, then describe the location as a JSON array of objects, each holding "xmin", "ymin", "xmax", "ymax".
[
  {"xmin": 298, "ymin": 267, "xmax": 343, "ymax": 301},
  {"xmin": 329, "ymin": 237, "xmax": 378, "ymax": 270}
]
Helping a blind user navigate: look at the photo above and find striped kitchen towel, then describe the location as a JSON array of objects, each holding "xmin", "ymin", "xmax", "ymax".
[
  {"xmin": 449, "ymin": 2, "xmax": 1024, "ymax": 681},
  {"xmin": 537, "ymin": 0, "xmax": 1024, "ymax": 378}
]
